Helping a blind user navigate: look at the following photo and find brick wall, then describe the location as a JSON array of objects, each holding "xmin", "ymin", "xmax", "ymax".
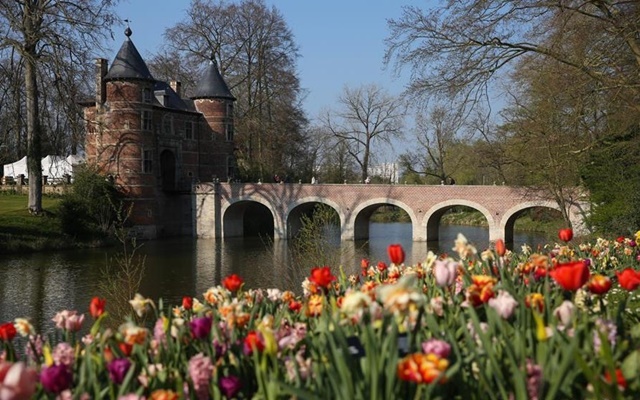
[{"xmin": 194, "ymin": 182, "xmax": 589, "ymax": 242}]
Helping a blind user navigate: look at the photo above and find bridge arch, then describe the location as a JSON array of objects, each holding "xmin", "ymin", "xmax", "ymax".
[
  {"xmin": 286, "ymin": 197, "xmax": 342, "ymax": 239},
  {"xmin": 500, "ymin": 201, "xmax": 564, "ymax": 244},
  {"xmin": 423, "ymin": 200, "xmax": 496, "ymax": 243},
  {"xmin": 347, "ymin": 198, "xmax": 417, "ymax": 241},
  {"xmin": 222, "ymin": 197, "xmax": 279, "ymax": 238}
]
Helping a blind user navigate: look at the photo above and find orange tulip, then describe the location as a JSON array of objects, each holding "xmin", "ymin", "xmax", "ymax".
[{"xmin": 495, "ymin": 239, "xmax": 506, "ymax": 257}]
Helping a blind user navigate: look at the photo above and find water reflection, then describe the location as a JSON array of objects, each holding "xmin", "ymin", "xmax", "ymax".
[{"xmin": 0, "ymin": 223, "xmax": 548, "ymax": 333}]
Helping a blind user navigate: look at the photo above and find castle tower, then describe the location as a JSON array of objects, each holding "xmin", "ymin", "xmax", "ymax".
[
  {"xmin": 190, "ymin": 60, "xmax": 237, "ymax": 181},
  {"xmin": 85, "ymin": 27, "xmax": 160, "ymax": 236},
  {"xmin": 83, "ymin": 29, "xmax": 237, "ymax": 238}
]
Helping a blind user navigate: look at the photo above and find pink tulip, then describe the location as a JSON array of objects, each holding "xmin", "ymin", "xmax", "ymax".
[
  {"xmin": 553, "ymin": 300, "xmax": 576, "ymax": 327},
  {"xmin": 433, "ymin": 259, "xmax": 458, "ymax": 287},
  {"xmin": 0, "ymin": 361, "xmax": 38, "ymax": 400},
  {"xmin": 488, "ymin": 290, "xmax": 518, "ymax": 319},
  {"xmin": 52, "ymin": 310, "xmax": 85, "ymax": 332},
  {"xmin": 421, "ymin": 339, "xmax": 451, "ymax": 358}
]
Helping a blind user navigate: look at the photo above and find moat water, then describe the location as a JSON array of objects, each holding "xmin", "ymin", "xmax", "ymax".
[{"xmin": 0, "ymin": 223, "xmax": 550, "ymax": 333}]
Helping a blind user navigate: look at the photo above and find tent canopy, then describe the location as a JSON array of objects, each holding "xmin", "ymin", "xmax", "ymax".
[
  {"xmin": 2, "ymin": 156, "xmax": 27, "ymax": 178},
  {"xmin": 2, "ymin": 155, "xmax": 84, "ymax": 179}
]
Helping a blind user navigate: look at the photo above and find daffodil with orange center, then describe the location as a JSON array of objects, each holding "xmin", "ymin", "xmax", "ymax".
[
  {"xmin": 203, "ymin": 286, "xmax": 226, "ymax": 305},
  {"xmin": 120, "ymin": 322, "xmax": 148, "ymax": 346},
  {"xmin": 306, "ymin": 294, "xmax": 324, "ymax": 317},
  {"xmin": 376, "ymin": 275, "xmax": 426, "ymax": 314},
  {"xmin": 525, "ymin": 293, "xmax": 545, "ymax": 312}
]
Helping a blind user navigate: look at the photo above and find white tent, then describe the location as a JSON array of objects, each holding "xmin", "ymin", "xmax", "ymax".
[
  {"xmin": 41, "ymin": 155, "xmax": 72, "ymax": 180},
  {"xmin": 3, "ymin": 154, "xmax": 84, "ymax": 182},
  {"xmin": 2, "ymin": 156, "xmax": 27, "ymax": 178}
]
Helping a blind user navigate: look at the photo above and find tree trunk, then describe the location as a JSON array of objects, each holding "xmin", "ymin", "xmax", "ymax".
[{"xmin": 25, "ymin": 52, "xmax": 42, "ymax": 214}]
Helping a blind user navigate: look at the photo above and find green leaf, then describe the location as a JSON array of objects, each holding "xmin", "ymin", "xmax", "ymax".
[{"xmin": 622, "ymin": 350, "xmax": 640, "ymax": 381}]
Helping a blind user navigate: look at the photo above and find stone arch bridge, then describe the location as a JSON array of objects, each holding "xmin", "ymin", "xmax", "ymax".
[{"xmin": 193, "ymin": 183, "xmax": 588, "ymax": 243}]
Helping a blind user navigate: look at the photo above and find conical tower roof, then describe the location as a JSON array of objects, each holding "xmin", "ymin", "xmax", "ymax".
[
  {"xmin": 104, "ymin": 27, "xmax": 155, "ymax": 82},
  {"xmin": 190, "ymin": 60, "xmax": 235, "ymax": 100}
]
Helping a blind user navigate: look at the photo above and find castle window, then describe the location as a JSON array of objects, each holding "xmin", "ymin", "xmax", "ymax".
[
  {"xmin": 163, "ymin": 115, "xmax": 173, "ymax": 135},
  {"xmin": 226, "ymin": 102, "xmax": 234, "ymax": 118},
  {"xmin": 226, "ymin": 156, "xmax": 235, "ymax": 180},
  {"xmin": 141, "ymin": 111, "xmax": 152, "ymax": 131},
  {"xmin": 225, "ymin": 123, "xmax": 234, "ymax": 141},
  {"xmin": 142, "ymin": 149, "xmax": 153, "ymax": 173},
  {"xmin": 142, "ymin": 88, "xmax": 152, "ymax": 103},
  {"xmin": 185, "ymin": 121, "xmax": 193, "ymax": 140}
]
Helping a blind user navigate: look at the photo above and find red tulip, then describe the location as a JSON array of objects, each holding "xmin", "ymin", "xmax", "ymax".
[
  {"xmin": 495, "ymin": 239, "xmax": 506, "ymax": 257},
  {"xmin": 0, "ymin": 322, "xmax": 16, "ymax": 341},
  {"xmin": 549, "ymin": 260, "xmax": 590, "ymax": 291},
  {"xmin": 377, "ymin": 261, "xmax": 387, "ymax": 272},
  {"xmin": 182, "ymin": 296, "xmax": 193, "ymax": 310},
  {"xmin": 243, "ymin": 331, "xmax": 264, "ymax": 355},
  {"xmin": 558, "ymin": 228, "xmax": 573, "ymax": 242},
  {"xmin": 89, "ymin": 297, "xmax": 106, "ymax": 319},
  {"xmin": 222, "ymin": 274, "xmax": 244, "ymax": 292},
  {"xmin": 309, "ymin": 266, "xmax": 336, "ymax": 289},
  {"xmin": 604, "ymin": 369, "xmax": 627, "ymax": 390},
  {"xmin": 616, "ymin": 268, "xmax": 640, "ymax": 291},
  {"xmin": 288, "ymin": 300, "xmax": 302, "ymax": 312},
  {"xmin": 587, "ymin": 274, "xmax": 612, "ymax": 295},
  {"xmin": 388, "ymin": 244, "xmax": 405, "ymax": 265},
  {"xmin": 118, "ymin": 342, "xmax": 133, "ymax": 357}
]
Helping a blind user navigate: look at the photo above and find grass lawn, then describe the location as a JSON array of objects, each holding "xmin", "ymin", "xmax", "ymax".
[{"xmin": 0, "ymin": 193, "xmax": 69, "ymax": 254}]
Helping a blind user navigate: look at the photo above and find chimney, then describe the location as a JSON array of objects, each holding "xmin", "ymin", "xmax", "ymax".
[
  {"xmin": 96, "ymin": 58, "xmax": 108, "ymax": 106},
  {"xmin": 170, "ymin": 81, "xmax": 182, "ymax": 98}
]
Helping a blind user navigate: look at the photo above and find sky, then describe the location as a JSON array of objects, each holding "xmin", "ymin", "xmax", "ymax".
[{"xmin": 111, "ymin": 0, "xmax": 432, "ymax": 123}]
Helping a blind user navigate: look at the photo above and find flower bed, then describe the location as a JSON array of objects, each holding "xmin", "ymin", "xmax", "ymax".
[{"xmin": 2, "ymin": 230, "xmax": 640, "ymax": 399}]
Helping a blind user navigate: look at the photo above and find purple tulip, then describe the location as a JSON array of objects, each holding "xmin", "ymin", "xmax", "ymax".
[
  {"xmin": 190, "ymin": 316, "xmax": 212, "ymax": 340},
  {"xmin": 107, "ymin": 358, "xmax": 132, "ymax": 385},
  {"xmin": 219, "ymin": 375, "xmax": 242, "ymax": 398},
  {"xmin": 40, "ymin": 364, "xmax": 72, "ymax": 393}
]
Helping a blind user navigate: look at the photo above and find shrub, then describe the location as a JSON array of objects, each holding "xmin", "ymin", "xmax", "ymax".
[{"xmin": 58, "ymin": 165, "xmax": 122, "ymax": 237}]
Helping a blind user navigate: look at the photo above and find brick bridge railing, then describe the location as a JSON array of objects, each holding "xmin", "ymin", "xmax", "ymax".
[{"xmin": 193, "ymin": 183, "xmax": 589, "ymax": 243}]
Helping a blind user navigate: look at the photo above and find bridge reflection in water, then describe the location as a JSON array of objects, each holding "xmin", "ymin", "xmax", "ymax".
[{"xmin": 0, "ymin": 224, "xmax": 549, "ymax": 334}]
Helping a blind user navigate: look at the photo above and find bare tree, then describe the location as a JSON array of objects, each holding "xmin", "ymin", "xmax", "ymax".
[
  {"xmin": 384, "ymin": 1, "xmax": 640, "ymax": 110},
  {"xmin": 150, "ymin": 0, "xmax": 308, "ymax": 182},
  {"xmin": 400, "ymin": 103, "xmax": 468, "ymax": 184},
  {"xmin": 0, "ymin": 0, "xmax": 118, "ymax": 213},
  {"xmin": 320, "ymin": 84, "xmax": 405, "ymax": 182}
]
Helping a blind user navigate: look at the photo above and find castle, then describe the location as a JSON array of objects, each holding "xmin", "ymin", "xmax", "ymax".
[{"xmin": 82, "ymin": 27, "xmax": 236, "ymax": 238}]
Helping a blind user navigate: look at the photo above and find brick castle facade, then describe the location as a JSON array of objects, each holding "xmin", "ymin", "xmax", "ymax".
[{"xmin": 82, "ymin": 28, "xmax": 236, "ymax": 238}]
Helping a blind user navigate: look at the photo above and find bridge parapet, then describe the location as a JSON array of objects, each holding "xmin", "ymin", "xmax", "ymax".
[{"xmin": 193, "ymin": 182, "xmax": 589, "ymax": 243}]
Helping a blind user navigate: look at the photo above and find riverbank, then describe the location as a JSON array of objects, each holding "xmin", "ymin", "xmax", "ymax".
[{"xmin": 0, "ymin": 193, "xmax": 108, "ymax": 254}]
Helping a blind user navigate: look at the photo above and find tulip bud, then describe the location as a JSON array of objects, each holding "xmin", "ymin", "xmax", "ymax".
[
  {"xmin": 558, "ymin": 228, "xmax": 573, "ymax": 242},
  {"xmin": 495, "ymin": 239, "xmax": 506, "ymax": 257},
  {"xmin": 387, "ymin": 244, "xmax": 405, "ymax": 265}
]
